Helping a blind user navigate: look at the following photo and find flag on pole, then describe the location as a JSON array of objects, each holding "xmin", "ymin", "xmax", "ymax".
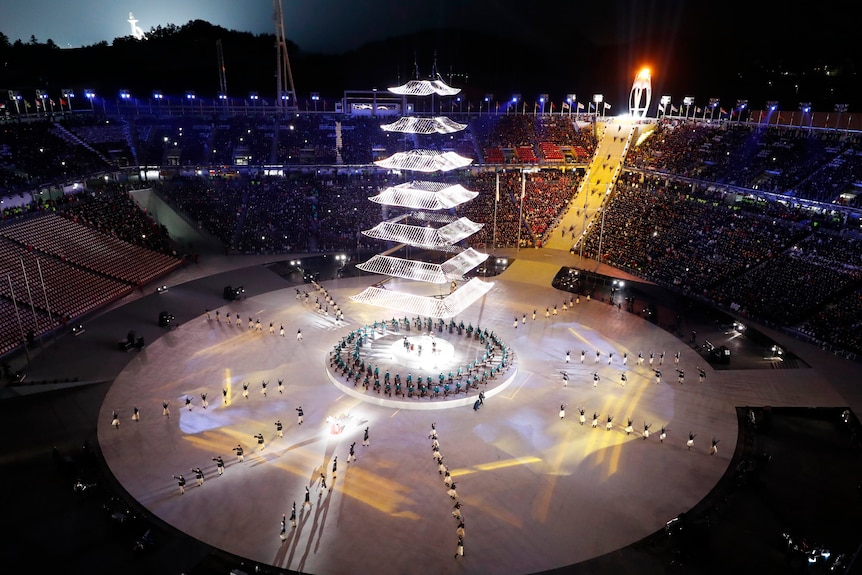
[
  {"xmin": 658, "ymin": 103, "xmax": 665, "ymax": 113},
  {"xmin": 720, "ymin": 107, "xmax": 728, "ymax": 116},
  {"xmin": 671, "ymin": 105, "xmax": 679, "ymax": 113},
  {"xmin": 588, "ymin": 102, "xmax": 595, "ymax": 111},
  {"xmin": 561, "ymin": 102, "xmax": 570, "ymax": 110},
  {"xmin": 577, "ymin": 102, "xmax": 585, "ymax": 110},
  {"xmin": 603, "ymin": 102, "xmax": 611, "ymax": 110}
]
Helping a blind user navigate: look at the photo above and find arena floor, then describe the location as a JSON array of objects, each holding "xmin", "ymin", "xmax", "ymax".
[{"xmin": 6, "ymin": 248, "xmax": 862, "ymax": 575}]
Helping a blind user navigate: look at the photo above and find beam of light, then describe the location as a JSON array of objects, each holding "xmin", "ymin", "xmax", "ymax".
[
  {"xmin": 604, "ymin": 369, "xmax": 652, "ymax": 477},
  {"xmin": 500, "ymin": 372, "xmax": 530, "ymax": 400},
  {"xmin": 449, "ymin": 455, "xmax": 543, "ymax": 477},
  {"xmin": 223, "ymin": 368, "xmax": 232, "ymax": 405},
  {"xmin": 533, "ymin": 426, "xmax": 572, "ymax": 522},
  {"xmin": 190, "ymin": 332, "xmax": 262, "ymax": 359},
  {"xmin": 567, "ymin": 326, "xmax": 595, "ymax": 348},
  {"xmin": 179, "ymin": 423, "xmax": 422, "ymax": 516}
]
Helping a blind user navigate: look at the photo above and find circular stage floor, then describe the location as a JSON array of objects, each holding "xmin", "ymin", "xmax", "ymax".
[{"xmin": 98, "ymin": 273, "xmax": 739, "ymax": 575}]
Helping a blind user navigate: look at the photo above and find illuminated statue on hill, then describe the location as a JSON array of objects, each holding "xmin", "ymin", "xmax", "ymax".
[{"xmin": 128, "ymin": 13, "xmax": 147, "ymax": 40}]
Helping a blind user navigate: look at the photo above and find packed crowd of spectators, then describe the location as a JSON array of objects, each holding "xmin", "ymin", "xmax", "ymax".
[
  {"xmin": 471, "ymin": 114, "xmax": 597, "ymax": 165},
  {"xmin": 712, "ymin": 230, "xmax": 862, "ymax": 326},
  {"xmin": 150, "ymin": 166, "xmax": 580, "ymax": 254},
  {"xmin": 456, "ymin": 171, "xmax": 526, "ymax": 249},
  {"xmin": 578, "ymin": 171, "xmax": 862, "ymax": 351},
  {"xmin": 0, "ymin": 122, "xmax": 111, "ymax": 196},
  {"xmin": 210, "ymin": 117, "xmax": 276, "ymax": 166},
  {"xmin": 579, "ymin": 174, "xmax": 807, "ymax": 294},
  {"xmin": 801, "ymin": 286, "xmax": 862, "ymax": 354},
  {"xmin": 4, "ymin": 113, "xmax": 862, "ymax": 355},
  {"xmin": 625, "ymin": 120, "xmax": 862, "ymax": 207},
  {"xmin": 62, "ymin": 181, "xmax": 175, "ymax": 255},
  {"xmin": 60, "ymin": 117, "xmax": 136, "ymax": 167}
]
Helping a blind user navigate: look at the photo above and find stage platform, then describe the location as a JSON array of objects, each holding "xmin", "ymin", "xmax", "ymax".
[{"xmin": 92, "ymin": 265, "xmax": 788, "ymax": 575}]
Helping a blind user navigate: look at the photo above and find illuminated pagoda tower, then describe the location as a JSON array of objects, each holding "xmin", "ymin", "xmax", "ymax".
[{"xmin": 349, "ymin": 78, "xmax": 493, "ymax": 318}]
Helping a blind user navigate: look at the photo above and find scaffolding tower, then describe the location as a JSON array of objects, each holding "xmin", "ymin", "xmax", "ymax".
[{"xmin": 273, "ymin": 0, "xmax": 297, "ymax": 110}]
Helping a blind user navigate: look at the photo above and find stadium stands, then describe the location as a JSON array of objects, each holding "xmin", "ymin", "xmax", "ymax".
[{"xmin": 2, "ymin": 112, "xmax": 862, "ymax": 357}]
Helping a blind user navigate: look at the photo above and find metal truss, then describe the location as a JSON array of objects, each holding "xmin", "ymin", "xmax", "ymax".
[
  {"xmin": 349, "ymin": 277, "xmax": 494, "ymax": 319},
  {"xmin": 380, "ymin": 116, "xmax": 467, "ymax": 134},
  {"xmin": 369, "ymin": 181, "xmax": 478, "ymax": 210},
  {"xmin": 356, "ymin": 249, "xmax": 489, "ymax": 283},
  {"xmin": 362, "ymin": 217, "xmax": 483, "ymax": 248},
  {"xmin": 374, "ymin": 150, "xmax": 473, "ymax": 173},
  {"xmin": 387, "ymin": 79, "xmax": 461, "ymax": 97}
]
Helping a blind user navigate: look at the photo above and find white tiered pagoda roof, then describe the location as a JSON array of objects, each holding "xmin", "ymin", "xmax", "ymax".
[
  {"xmin": 369, "ymin": 181, "xmax": 478, "ymax": 210},
  {"xmin": 387, "ymin": 79, "xmax": 461, "ymax": 97},
  {"xmin": 356, "ymin": 249, "xmax": 488, "ymax": 283},
  {"xmin": 380, "ymin": 116, "xmax": 467, "ymax": 134},
  {"xmin": 362, "ymin": 217, "xmax": 483, "ymax": 249},
  {"xmin": 374, "ymin": 150, "xmax": 473, "ymax": 172},
  {"xmin": 350, "ymin": 277, "xmax": 493, "ymax": 318},
  {"xmin": 370, "ymin": 181, "xmax": 477, "ymax": 210}
]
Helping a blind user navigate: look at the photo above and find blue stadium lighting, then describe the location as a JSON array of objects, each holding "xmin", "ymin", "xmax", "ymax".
[
  {"xmin": 84, "ymin": 90, "xmax": 95, "ymax": 99},
  {"xmin": 152, "ymin": 91, "xmax": 163, "ymax": 99},
  {"xmin": 217, "ymin": 92, "xmax": 227, "ymax": 100},
  {"xmin": 185, "ymin": 91, "xmax": 196, "ymax": 100},
  {"xmin": 119, "ymin": 90, "xmax": 131, "ymax": 99},
  {"xmin": 249, "ymin": 92, "xmax": 259, "ymax": 100}
]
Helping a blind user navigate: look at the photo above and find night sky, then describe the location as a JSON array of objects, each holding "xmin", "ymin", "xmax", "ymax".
[
  {"xmin": 0, "ymin": 0, "xmax": 813, "ymax": 55},
  {"xmin": 2, "ymin": 0, "xmax": 860, "ymax": 108}
]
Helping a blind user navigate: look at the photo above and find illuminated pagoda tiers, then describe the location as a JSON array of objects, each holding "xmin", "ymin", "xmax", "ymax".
[{"xmin": 350, "ymin": 78, "xmax": 493, "ymax": 318}]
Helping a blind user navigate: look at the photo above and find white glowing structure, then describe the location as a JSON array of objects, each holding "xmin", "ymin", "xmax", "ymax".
[
  {"xmin": 629, "ymin": 67, "xmax": 652, "ymax": 119},
  {"xmin": 370, "ymin": 181, "xmax": 477, "ymax": 210},
  {"xmin": 357, "ymin": 249, "xmax": 488, "ymax": 284},
  {"xmin": 381, "ymin": 116, "xmax": 467, "ymax": 134},
  {"xmin": 374, "ymin": 149, "xmax": 473, "ymax": 172},
  {"xmin": 127, "ymin": 13, "xmax": 146, "ymax": 40},
  {"xmin": 362, "ymin": 217, "xmax": 484, "ymax": 249},
  {"xmin": 351, "ymin": 76, "xmax": 492, "ymax": 318},
  {"xmin": 351, "ymin": 277, "xmax": 494, "ymax": 319},
  {"xmin": 388, "ymin": 79, "xmax": 461, "ymax": 97}
]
